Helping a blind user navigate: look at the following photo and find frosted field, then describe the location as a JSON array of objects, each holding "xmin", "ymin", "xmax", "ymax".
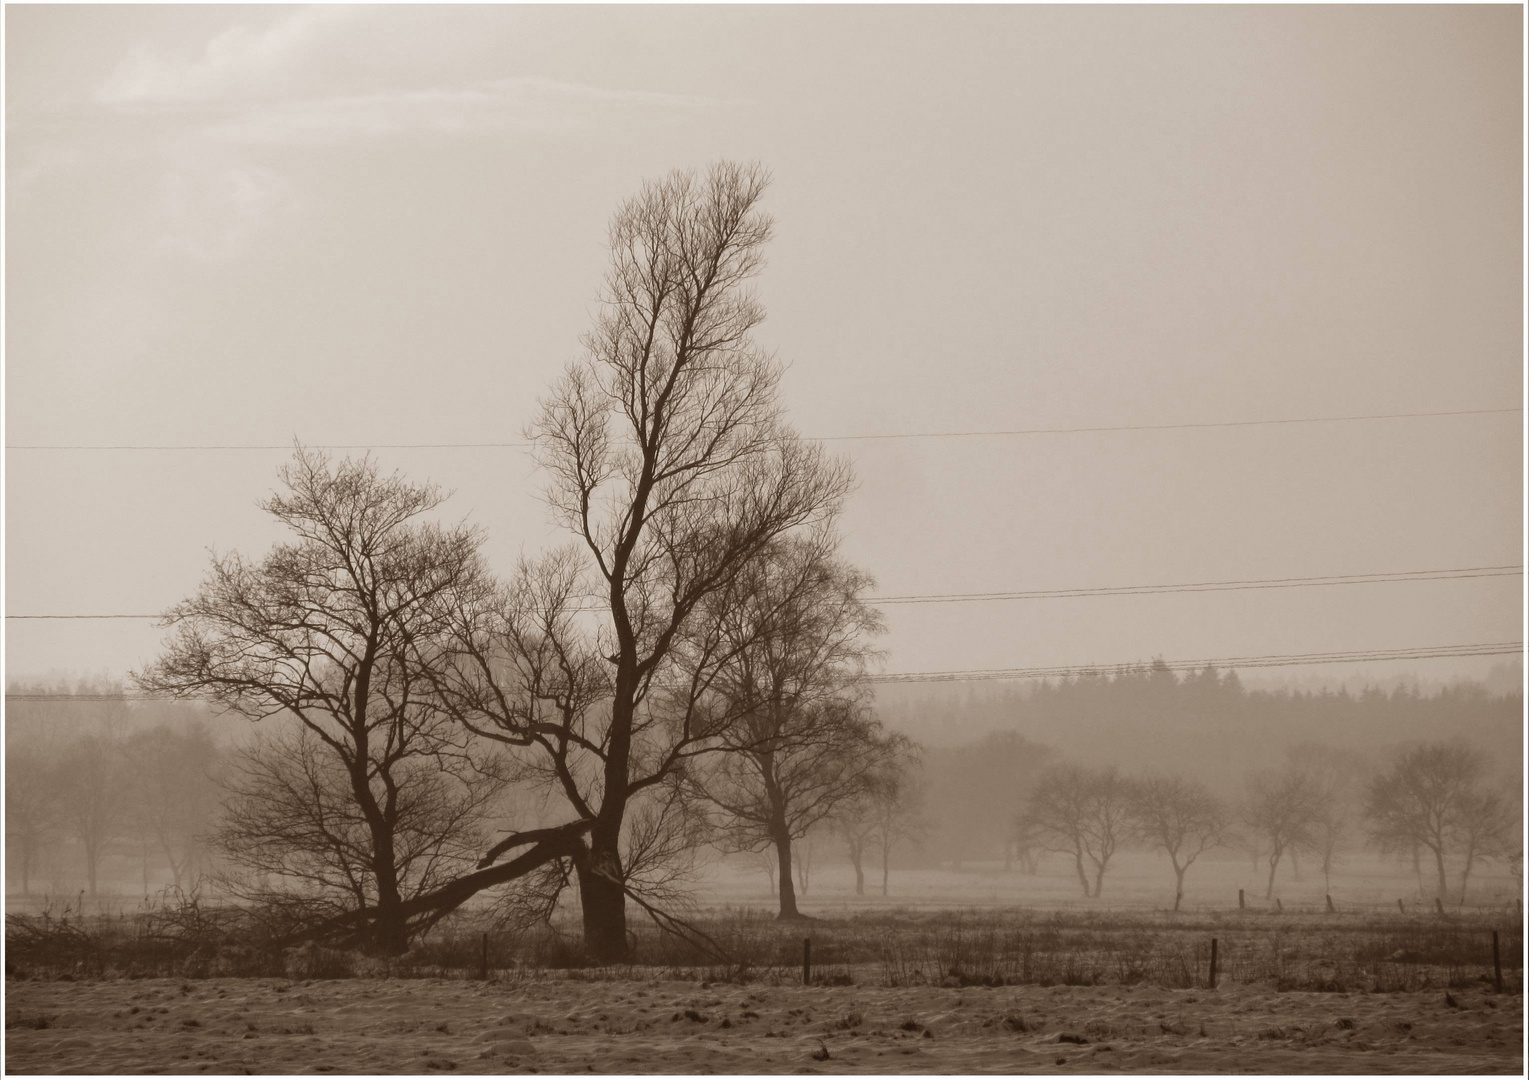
[{"xmin": 5, "ymin": 973, "xmax": 1523, "ymax": 1075}]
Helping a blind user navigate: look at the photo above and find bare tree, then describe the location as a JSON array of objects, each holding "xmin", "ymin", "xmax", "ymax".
[
  {"xmin": 433, "ymin": 162, "xmax": 852, "ymax": 959},
  {"xmin": 1454, "ymin": 788, "xmax": 1516, "ymax": 903},
  {"xmin": 137, "ymin": 449, "xmax": 506, "ymax": 953},
  {"xmin": 56, "ymin": 732, "xmax": 130, "ymax": 895},
  {"xmin": 1364, "ymin": 741, "xmax": 1489, "ymax": 902},
  {"xmin": 867, "ymin": 745, "xmax": 927, "ymax": 897},
  {"xmin": 1243, "ymin": 766, "xmax": 1328, "ymax": 901},
  {"xmin": 5, "ymin": 744, "xmax": 60, "ymax": 896},
  {"xmin": 680, "ymin": 535, "xmax": 889, "ymax": 919},
  {"xmin": 212, "ymin": 721, "xmax": 502, "ymax": 938},
  {"xmin": 1027, "ymin": 764, "xmax": 1134, "ymax": 898},
  {"xmin": 1131, "ymin": 773, "xmax": 1229, "ymax": 911},
  {"xmin": 1285, "ymin": 743, "xmax": 1367, "ymax": 896},
  {"xmin": 836, "ymin": 799, "xmax": 879, "ymax": 897},
  {"xmin": 123, "ymin": 723, "xmax": 224, "ymax": 890}
]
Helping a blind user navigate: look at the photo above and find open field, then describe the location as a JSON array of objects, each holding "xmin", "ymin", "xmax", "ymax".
[
  {"xmin": 4, "ymin": 972, "xmax": 1522, "ymax": 1074},
  {"xmin": 5, "ymin": 899, "xmax": 1523, "ymax": 1074}
]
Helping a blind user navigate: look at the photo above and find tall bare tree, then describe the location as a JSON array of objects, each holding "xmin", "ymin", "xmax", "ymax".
[
  {"xmin": 1364, "ymin": 741, "xmax": 1489, "ymax": 902},
  {"xmin": 137, "ymin": 449, "xmax": 506, "ymax": 953},
  {"xmin": 433, "ymin": 162, "xmax": 852, "ymax": 959},
  {"xmin": 1027, "ymin": 764, "xmax": 1134, "ymax": 898},
  {"xmin": 1243, "ymin": 766, "xmax": 1329, "ymax": 900},
  {"xmin": 1131, "ymin": 773, "xmax": 1229, "ymax": 911},
  {"xmin": 681, "ymin": 536, "xmax": 889, "ymax": 919}
]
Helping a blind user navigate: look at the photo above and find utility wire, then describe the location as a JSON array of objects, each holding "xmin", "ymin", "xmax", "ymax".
[
  {"xmin": 4, "ymin": 406, "xmax": 1519, "ymax": 451},
  {"xmin": 868, "ymin": 641, "xmax": 1524, "ymax": 684},
  {"xmin": 871, "ymin": 565, "xmax": 1522, "ymax": 605},
  {"xmin": 7, "ymin": 563, "xmax": 1520, "ymax": 621},
  {"xmin": 7, "ymin": 640, "xmax": 1520, "ymax": 700}
]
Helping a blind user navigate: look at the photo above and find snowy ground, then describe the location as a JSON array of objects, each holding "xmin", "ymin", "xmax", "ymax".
[{"xmin": 4, "ymin": 974, "xmax": 1521, "ymax": 1074}]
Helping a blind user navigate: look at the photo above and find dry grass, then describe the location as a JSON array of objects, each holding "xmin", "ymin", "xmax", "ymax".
[{"xmin": 6, "ymin": 894, "xmax": 1519, "ymax": 996}]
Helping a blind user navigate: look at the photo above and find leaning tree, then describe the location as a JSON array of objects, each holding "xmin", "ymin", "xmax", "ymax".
[{"xmin": 137, "ymin": 449, "xmax": 507, "ymax": 953}]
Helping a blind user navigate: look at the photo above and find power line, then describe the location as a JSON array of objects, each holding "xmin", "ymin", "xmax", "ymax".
[
  {"xmin": 872, "ymin": 565, "xmax": 1523, "ymax": 605},
  {"xmin": 4, "ymin": 406, "xmax": 1519, "ymax": 451},
  {"xmin": 7, "ymin": 562, "xmax": 1520, "ymax": 621},
  {"xmin": 6, "ymin": 640, "xmax": 1520, "ymax": 700},
  {"xmin": 868, "ymin": 641, "xmax": 1524, "ymax": 684}
]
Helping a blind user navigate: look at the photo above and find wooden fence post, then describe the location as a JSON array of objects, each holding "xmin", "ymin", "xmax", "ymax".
[{"xmin": 1208, "ymin": 938, "xmax": 1218, "ymax": 989}]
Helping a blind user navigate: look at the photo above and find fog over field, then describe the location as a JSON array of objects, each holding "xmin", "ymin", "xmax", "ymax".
[{"xmin": 4, "ymin": 5, "xmax": 1523, "ymax": 1077}]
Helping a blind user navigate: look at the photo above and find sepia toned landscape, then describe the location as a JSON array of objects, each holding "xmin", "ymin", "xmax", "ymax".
[{"xmin": 5, "ymin": 4, "xmax": 1523, "ymax": 1076}]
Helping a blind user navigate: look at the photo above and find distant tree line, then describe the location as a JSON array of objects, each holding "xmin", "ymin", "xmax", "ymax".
[{"xmin": 5, "ymin": 686, "xmax": 223, "ymax": 897}]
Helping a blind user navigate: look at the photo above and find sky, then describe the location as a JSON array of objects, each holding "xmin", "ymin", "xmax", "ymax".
[{"xmin": 4, "ymin": 5, "xmax": 1523, "ymax": 688}]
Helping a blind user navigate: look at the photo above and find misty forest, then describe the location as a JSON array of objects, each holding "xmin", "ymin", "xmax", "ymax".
[
  {"xmin": 8, "ymin": 166, "xmax": 1521, "ymax": 945},
  {"xmin": 6, "ymin": 157, "xmax": 1523, "ymax": 1075}
]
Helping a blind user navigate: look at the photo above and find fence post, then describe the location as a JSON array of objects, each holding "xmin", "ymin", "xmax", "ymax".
[
  {"xmin": 1238, "ymin": 889, "xmax": 1244, "ymax": 910},
  {"xmin": 480, "ymin": 932, "xmax": 489, "ymax": 981},
  {"xmin": 1208, "ymin": 938, "xmax": 1218, "ymax": 989},
  {"xmin": 803, "ymin": 937, "xmax": 812, "ymax": 986},
  {"xmin": 1493, "ymin": 930, "xmax": 1503, "ymax": 994},
  {"xmin": 1325, "ymin": 894, "xmax": 1335, "ymax": 914}
]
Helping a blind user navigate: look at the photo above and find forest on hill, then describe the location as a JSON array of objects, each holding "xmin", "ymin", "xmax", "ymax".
[{"xmin": 889, "ymin": 663, "xmax": 1521, "ymax": 871}]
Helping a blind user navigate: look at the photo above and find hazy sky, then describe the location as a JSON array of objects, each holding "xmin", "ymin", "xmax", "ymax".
[{"xmin": 5, "ymin": 5, "xmax": 1523, "ymax": 686}]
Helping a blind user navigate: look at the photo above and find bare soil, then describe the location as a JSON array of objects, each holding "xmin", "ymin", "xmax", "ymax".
[{"xmin": 4, "ymin": 974, "xmax": 1521, "ymax": 1074}]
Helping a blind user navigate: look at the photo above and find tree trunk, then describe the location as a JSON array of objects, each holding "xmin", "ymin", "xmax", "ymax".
[
  {"xmin": 1264, "ymin": 849, "xmax": 1280, "ymax": 901},
  {"xmin": 881, "ymin": 836, "xmax": 892, "ymax": 897},
  {"xmin": 1092, "ymin": 863, "xmax": 1106, "ymax": 899},
  {"xmin": 774, "ymin": 830, "xmax": 802, "ymax": 920},
  {"xmin": 368, "ymin": 834, "xmax": 409, "ymax": 956},
  {"xmin": 1431, "ymin": 844, "xmax": 1449, "ymax": 902},
  {"xmin": 1174, "ymin": 865, "xmax": 1186, "ymax": 912},
  {"xmin": 1073, "ymin": 850, "xmax": 1090, "ymax": 898},
  {"xmin": 84, "ymin": 838, "xmax": 98, "ymax": 896},
  {"xmin": 575, "ymin": 845, "xmax": 629, "ymax": 960},
  {"xmin": 849, "ymin": 839, "xmax": 864, "ymax": 897}
]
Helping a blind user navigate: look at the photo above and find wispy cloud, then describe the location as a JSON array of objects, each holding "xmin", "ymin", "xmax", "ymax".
[
  {"xmin": 94, "ymin": 7, "xmax": 725, "ymax": 142},
  {"xmin": 197, "ymin": 77, "xmax": 720, "ymax": 145},
  {"xmin": 95, "ymin": 7, "xmax": 364, "ymax": 108}
]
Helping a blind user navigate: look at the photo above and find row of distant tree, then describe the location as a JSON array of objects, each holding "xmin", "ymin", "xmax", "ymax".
[
  {"xmin": 7, "ymin": 685, "xmax": 1519, "ymax": 924},
  {"xmin": 6, "ymin": 717, "xmax": 220, "ymax": 897},
  {"xmin": 1006, "ymin": 740, "xmax": 1519, "ymax": 907}
]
